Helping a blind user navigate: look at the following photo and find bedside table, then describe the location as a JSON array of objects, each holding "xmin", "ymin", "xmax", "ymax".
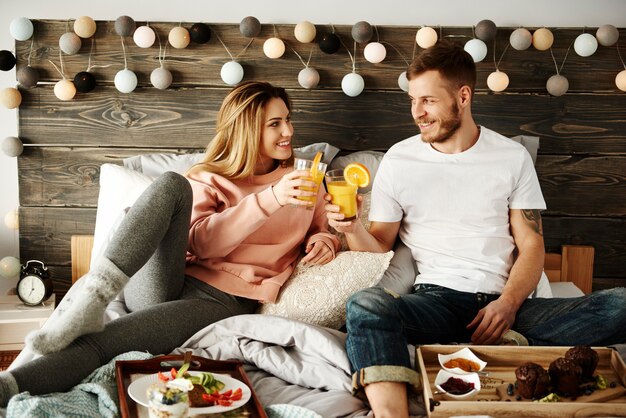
[{"xmin": 0, "ymin": 294, "xmax": 55, "ymax": 370}]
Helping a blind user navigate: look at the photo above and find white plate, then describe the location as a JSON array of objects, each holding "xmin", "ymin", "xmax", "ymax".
[
  {"xmin": 437, "ymin": 347, "xmax": 487, "ymax": 375},
  {"xmin": 127, "ymin": 370, "xmax": 251, "ymax": 414}
]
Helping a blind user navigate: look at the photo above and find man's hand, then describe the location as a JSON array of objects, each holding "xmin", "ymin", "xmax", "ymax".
[
  {"xmin": 324, "ymin": 193, "xmax": 363, "ymax": 233},
  {"xmin": 466, "ymin": 298, "xmax": 517, "ymax": 345}
]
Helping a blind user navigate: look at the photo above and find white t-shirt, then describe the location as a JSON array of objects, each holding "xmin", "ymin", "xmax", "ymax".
[{"xmin": 369, "ymin": 127, "xmax": 546, "ymax": 294}]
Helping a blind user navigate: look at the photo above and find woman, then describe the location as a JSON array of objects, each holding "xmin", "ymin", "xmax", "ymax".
[{"xmin": 0, "ymin": 81, "xmax": 339, "ymax": 405}]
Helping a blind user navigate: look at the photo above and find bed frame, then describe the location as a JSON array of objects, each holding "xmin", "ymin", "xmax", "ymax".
[{"xmin": 70, "ymin": 235, "xmax": 594, "ymax": 294}]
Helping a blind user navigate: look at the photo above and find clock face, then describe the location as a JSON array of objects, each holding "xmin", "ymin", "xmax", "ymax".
[{"xmin": 17, "ymin": 274, "xmax": 47, "ymax": 305}]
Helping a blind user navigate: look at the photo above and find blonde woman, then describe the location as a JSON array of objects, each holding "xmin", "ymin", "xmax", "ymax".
[{"xmin": 0, "ymin": 81, "xmax": 339, "ymax": 405}]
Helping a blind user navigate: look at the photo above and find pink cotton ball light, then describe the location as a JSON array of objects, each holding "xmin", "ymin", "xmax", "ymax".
[
  {"xmin": 134, "ymin": 26, "xmax": 156, "ymax": 48},
  {"xmin": 364, "ymin": 42, "xmax": 386, "ymax": 63}
]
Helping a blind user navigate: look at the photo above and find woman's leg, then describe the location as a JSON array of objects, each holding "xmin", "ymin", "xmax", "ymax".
[
  {"xmin": 26, "ymin": 172, "xmax": 193, "ymax": 355},
  {"xmin": 1, "ymin": 279, "xmax": 258, "ymax": 403}
]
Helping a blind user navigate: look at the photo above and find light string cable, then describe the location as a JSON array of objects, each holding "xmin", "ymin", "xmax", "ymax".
[
  {"xmin": 27, "ymin": 35, "xmax": 34, "ymax": 67},
  {"xmin": 617, "ymin": 40, "xmax": 626, "ymax": 70},
  {"xmin": 493, "ymin": 37, "xmax": 510, "ymax": 70},
  {"xmin": 332, "ymin": 24, "xmax": 356, "ymax": 72},
  {"xmin": 213, "ymin": 27, "xmax": 254, "ymax": 61},
  {"xmin": 154, "ymin": 26, "xmax": 167, "ymax": 67},
  {"xmin": 48, "ymin": 49, "xmax": 66, "ymax": 79},
  {"xmin": 549, "ymin": 37, "xmax": 575, "ymax": 75},
  {"xmin": 86, "ymin": 38, "xmax": 114, "ymax": 71},
  {"xmin": 378, "ymin": 25, "xmax": 410, "ymax": 67}
]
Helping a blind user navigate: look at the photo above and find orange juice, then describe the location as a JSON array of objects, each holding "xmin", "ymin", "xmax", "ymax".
[
  {"xmin": 294, "ymin": 157, "xmax": 327, "ymax": 209},
  {"xmin": 326, "ymin": 179, "xmax": 358, "ymax": 220}
]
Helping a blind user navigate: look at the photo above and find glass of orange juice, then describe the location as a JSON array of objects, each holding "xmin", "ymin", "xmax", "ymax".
[
  {"xmin": 294, "ymin": 157, "xmax": 327, "ymax": 209},
  {"xmin": 325, "ymin": 163, "xmax": 370, "ymax": 221}
]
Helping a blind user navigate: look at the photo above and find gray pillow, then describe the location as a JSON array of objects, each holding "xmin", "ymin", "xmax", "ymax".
[{"xmin": 375, "ymin": 239, "xmax": 417, "ymax": 295}]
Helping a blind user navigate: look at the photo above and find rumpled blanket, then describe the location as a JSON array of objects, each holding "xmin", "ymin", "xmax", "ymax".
[{"xmin": 5, "ymin": 351, "xmax": 152, "ymax": 418}]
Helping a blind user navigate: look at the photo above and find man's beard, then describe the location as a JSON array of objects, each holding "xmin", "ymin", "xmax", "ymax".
[{"xmin": 415, "ymin": 102, "xmax": 462, "ymax": 144}]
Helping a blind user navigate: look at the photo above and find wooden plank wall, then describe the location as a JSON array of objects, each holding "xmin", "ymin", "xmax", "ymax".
[{"xmin": 14, "ymin": 20, "xmax": 626, "ymax": 298}]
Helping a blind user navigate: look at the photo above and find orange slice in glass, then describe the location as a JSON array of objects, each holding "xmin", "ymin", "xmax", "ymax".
[
  {"xmin": 310, "ymin": 151, "xmax": 323, "ymax": 178},
  {"xmin": 344, "ymin": 163, "xmax": 370, "ymax": 188}
]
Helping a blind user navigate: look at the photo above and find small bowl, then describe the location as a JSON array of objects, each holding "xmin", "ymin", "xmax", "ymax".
[
  {"xmin": 438, "ymin": 347, "xmax": 487, "ymax": 375},
  {"xmin": 434, "ymin": 369, "xmax": 481, "ymax": 400}
]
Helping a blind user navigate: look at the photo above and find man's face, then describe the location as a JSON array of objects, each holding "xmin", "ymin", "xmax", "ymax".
[{"xmin": 408, "ymin": 70, "xmax": 462, "ymax": 144}]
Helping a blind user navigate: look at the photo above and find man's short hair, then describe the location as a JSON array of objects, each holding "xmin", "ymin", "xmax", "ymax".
[{"xmin": 407, "ymin": 40, "xmax": 477, "ymax": 94}]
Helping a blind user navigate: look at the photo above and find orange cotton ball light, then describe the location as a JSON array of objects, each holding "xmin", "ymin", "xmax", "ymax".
[
  {"xmin": 532, "ymin": 28, "xmax": 554, "ymax": 51},
  {"xmin": 0, "ymin": 87, "xmax": 22, "ymax": 109},
  {"xmin": 74, "ymin": 16, "xmax": 97, "ymax": 38},
  {"xmin": 169, "ymin": 27, "xmax": 190, "ymax": 49}
]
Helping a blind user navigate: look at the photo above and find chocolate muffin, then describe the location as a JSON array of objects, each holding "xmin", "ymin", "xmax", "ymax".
[
  {"xmin": 188, "ymin": 384, "xmax": 213, "ymax": 407},
  {"xmin": 549, "ymin": 357, "xmax": 582, "ymax": 396},
  {"xmin": 565, "ymin": 345, "xmax": 599, "ymax": 380},
  {"xmin": 515, "ymin": 362, "xmax": 550, "ymax": 399}
]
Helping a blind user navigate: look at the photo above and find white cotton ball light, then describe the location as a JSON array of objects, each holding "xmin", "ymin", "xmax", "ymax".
[
  {"xmin": 398, "ymin": 71, "xmax": 409, "ymax": 92},
  {"xmin": 59, "ymin": 32, "xmax": 82, "ymax": 55},
  {"xmin": 464, "ymin": 39, "xmax": 487, "ymax": 63},
  {"xmin": 487, "ymin": 70, "xmax": 509, "ymax": 92},
  {"xmin": 2, "ymin": 136, "xmax": 24, "ymax": 157},
  {"xmin": 133, "ymin": 26, "xmax": 156, "ymax": 48},
  {"xmin": 4, "ymin": 210, "xmax": 19, "ymax": 230},
  {"xmin": 263, "ymin": 37, "xmax": 285, "ymax": 59},
  {"xmin": 169, "ymin": 27, "xmax": 190, "ymax": 49},
  {"xmin": 341, "ymin": 72, "xmax": 365, "ymax": 97},
  {"xmin": 10, "ymin": 17, "xmax": 34, "ymax": 41},
  {"xmin": 0, "ymin": 87, "xmax": 22, "ymax": 109},
  {"xmin": 298, "ymin": 67, "xmax": 320, "ymax": 89},
  {"xmin": 596, "ymin": 24, "xmax": 619, "ymax": 47},
  {"xmin": 616, "ymin": 70, "xmax": 626, "ymax": 92},
  {"xmin": 294, "ymin": 21, "xmax": 316, "ymax": 43},
  {"xmin": 546, "ymin": 74, "xmax": 569, "ymax": 96},
  {"xmin": 574, "ymin": 33, "xmax": 598, "ymax": 57},
  {"xmin": 364, "ymin": 42, "xmax": 386, "ymax": 63},
  {"xmin": 0, "ymin": 256, "xmax": 21, "ymax": 278},
  {"xmin": 221, "ymin": 61, "xmax": 244, "ymax": 86},
  {"xmin": 115, "ymin": 69, "xmax": 138, "ymax": 93},
  {"xmin": 415, "ymin": 27, "xmax": 438, "ymax": 49},
  {"xmin": 74, "ymin": 16, "xmax": 97, "ymax": 38},
  {"xmin": 151, "ymin": 67, "xmax": 173, "ymax": 89},
  {"xmin": 532, "ymin": 28, "xmax": 554, "ymax": 51},
  {"xmin": 510, "ymin": 28, "xmax": 532, "ymax": 51},
  {"xmin": 54, "ymin": 79, "xmax": 76, "ymax": 101}
]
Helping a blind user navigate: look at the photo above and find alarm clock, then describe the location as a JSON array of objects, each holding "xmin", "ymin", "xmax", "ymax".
[{"xmin": 17, "ymin": 260, "xmax": 53, "ymax": 306}]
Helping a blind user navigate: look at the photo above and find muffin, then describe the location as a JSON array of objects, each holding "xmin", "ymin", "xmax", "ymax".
[
  {"xmin": 549, "ymin": 357, "xmax": 582, "ymax": 396},
  {"xmin": 565, "ymin": 345, "xmax": 599, "ymax": 380},
  {"xmin": 515, "ymin": 362, "xmax": 550, "ymax": 399}
]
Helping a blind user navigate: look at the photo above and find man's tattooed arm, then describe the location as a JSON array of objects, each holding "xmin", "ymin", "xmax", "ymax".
[{"xmin": 521, "ymin": 209, "xmax": 543, "ymax": 236}]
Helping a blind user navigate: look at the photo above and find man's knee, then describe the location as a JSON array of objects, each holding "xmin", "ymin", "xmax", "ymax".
[{"xmin": 346, "ymin": 287, "xmax": 395, "ymax": 320}]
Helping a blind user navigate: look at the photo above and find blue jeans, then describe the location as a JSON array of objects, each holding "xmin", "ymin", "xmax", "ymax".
[{"xmin": 345, "ymin": 284, "xmax": 626, "ymax": 390}]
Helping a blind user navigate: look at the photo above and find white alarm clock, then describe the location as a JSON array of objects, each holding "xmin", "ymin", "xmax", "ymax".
[{"xmin": 17, "ymin": 260, "xmax": 53, "ymax": 306}]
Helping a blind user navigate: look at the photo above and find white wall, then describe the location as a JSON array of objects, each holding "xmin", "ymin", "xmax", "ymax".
[{"xmin": 1, "ymin": 0, "xmax": 625, "ymax": 292}]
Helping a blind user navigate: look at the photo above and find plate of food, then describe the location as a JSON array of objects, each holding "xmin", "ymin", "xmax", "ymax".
[{"xmin": 127, "ymin": 370, "xmax": 251, "ymax": 413}]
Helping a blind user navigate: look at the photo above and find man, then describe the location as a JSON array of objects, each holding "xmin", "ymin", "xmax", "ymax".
[{"xmin": 325, "ymin": 40, "xmax": 626, "ymax": 418}]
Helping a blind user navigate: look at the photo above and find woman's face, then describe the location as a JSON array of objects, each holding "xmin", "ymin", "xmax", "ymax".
[{"xmin": 256, "ymin": 97, "xmax": 293, "ymax": 174}]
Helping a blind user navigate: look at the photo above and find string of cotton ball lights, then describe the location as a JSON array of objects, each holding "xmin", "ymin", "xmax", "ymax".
[
  {"xmin": 293, "ymin": 48, "xmax": 320, "ymax": 90},
  {"xmin": 215, "ymin": 29, "xmax": 254, "ymax": 86},
  {"xmin": 486, "ymin": 38, "xmax": 510, "ymax": 92},
  {"xmin": 341, "ymin": 31, "xmax": 365, "ymax": 97},
  {"xmin": 264, "ymin": 25, "xmax": 286, "ymax": 59},
  {"xmin": 48, "ymin": 50, "xmax": 76, "ymax": 101},
  {"xmin": 17, "ymin": 38, "xmax": 39, "ymax": 89},
  {"xmin": 151, "ymin": 33, "xmax": 173, "ymax": 90},
  {"xmin": 546, "ymin": 41, "xmax": 574, "ymax": 96},
  {"xmin": 115, "ymin": 36, "xmax": 138, "ymax": 93},
  {"xmin": 363, "ymin": 26, "xmax": 386, "ymax": 64}
]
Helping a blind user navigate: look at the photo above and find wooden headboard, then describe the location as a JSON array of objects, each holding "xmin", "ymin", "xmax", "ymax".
[
  {"xmin": 70, "ymin": 234, "xmax": 594, "ymax": 295},
  {"xmin": 15, "ymin": 20, "xmax": 625, "ymax": 298}
]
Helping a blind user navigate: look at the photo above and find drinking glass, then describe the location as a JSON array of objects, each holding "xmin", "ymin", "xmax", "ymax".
[
  {"xmin": 325, "ymin": 169, "xmax": 358, "ymax": 220},
  {"xmin": 293, "ymin": 158, "xmax": 327, "ymax": 209}
]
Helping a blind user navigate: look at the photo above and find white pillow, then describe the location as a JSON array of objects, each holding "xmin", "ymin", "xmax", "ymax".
[
  {"xmin": 258, "ymin": 250, "xmax": 394, "ymax": 329},
  {"xmin": 91, "ymin": 164, "xmax": 154, "ymax": 267},
  {"xmin": 123, "ymin": 143, "xmax": 341, "ymax": 177}
]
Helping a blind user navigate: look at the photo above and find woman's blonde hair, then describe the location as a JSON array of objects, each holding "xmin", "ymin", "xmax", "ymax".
[{"xmin": 190, "ymin": 81, "xmax": 293, "ymax": 179}]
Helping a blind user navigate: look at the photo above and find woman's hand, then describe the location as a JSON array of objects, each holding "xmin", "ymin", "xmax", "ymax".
[
  {"xmin": 324, "ymin": 193, "xmax": 363, "ymax": 233},
  {"xmin": 301, "ymin": 241, "xmax": 334, "ymax": 265},
  {"xmin": 271, "ymin": 170, "xmax": 317, "ymax": 208}
]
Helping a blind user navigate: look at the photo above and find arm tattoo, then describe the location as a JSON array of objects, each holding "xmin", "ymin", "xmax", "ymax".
[{"xmin": 521, "ymin": 209, "xmax": 543, "ymax": 236}]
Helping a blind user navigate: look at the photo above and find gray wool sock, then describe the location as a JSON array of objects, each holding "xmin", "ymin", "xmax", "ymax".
[
  {"xmin": 25, "ymin": 257, "xmax": 129, "ymax": 355},
  {"xmin": 0, "ymin": 371, "xmax": 18, "ymax": 407}
]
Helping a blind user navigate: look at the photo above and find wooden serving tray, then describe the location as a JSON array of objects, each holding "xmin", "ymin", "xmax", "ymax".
[
  {"xmin": 115, "ymin": 353, "xmax": 267, "ymax": 418},
  {"xmin": 416, "ymin": 345, "xmax": 626, "ymax": 418}
]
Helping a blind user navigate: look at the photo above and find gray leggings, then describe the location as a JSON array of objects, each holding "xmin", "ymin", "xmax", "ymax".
[{"xmin": 11, "ymin": 171, "xmax": 259, "ymax": 395}]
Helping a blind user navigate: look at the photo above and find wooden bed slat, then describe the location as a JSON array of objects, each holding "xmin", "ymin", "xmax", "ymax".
[
  {"xmin": 71, "ymin": 235, "xmax": 94, "ymax": 283},
  {"xmin": 561, "ymin": 245, "xmax": 594, "ymax": 295}
]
